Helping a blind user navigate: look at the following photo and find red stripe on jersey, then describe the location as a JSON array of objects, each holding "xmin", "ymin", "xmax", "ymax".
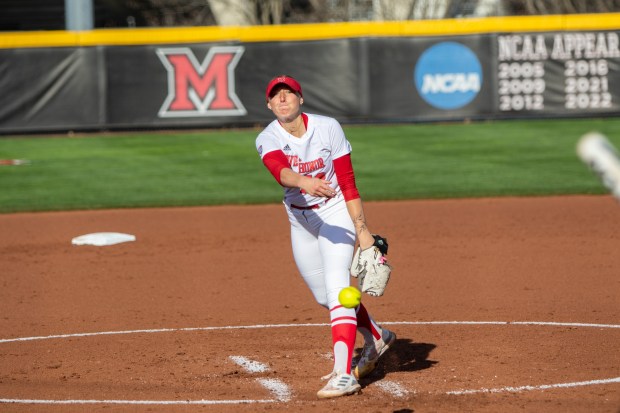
[
  {"xmin": 262, "ymin": 150, "xmax": 290, "ymax": 186},
  {"xmin": 333, "ymin": 153, "xmax": 360, "ymax": 201}
]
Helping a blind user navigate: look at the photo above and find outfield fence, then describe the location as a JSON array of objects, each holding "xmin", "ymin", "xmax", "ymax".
[{"xmin": 0, "ymin": 13, "xmax": 619, "ymax": 134}]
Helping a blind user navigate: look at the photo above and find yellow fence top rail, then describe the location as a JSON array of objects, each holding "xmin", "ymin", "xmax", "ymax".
[{"xmin": 1, "ymin": 13, "xmax": 619, "ymax": 49}]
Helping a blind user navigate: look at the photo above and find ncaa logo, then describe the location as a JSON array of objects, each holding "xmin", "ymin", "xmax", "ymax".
[{"xmin": 414, "ymin": 42, "xmax": 482, "ymax": 110}]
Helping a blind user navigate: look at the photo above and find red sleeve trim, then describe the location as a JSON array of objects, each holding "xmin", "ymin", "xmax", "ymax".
[
  {"xmin": 333, "ymin": 153, "xmax": 360, "ymax": 201},
  {"xmin": 262, "ymin": 150, "xmax": 290, "ymax": 186}
]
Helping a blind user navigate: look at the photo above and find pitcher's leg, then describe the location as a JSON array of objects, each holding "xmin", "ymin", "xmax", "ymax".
[
  {"xmin": 356, "ymin": 302, "xmax": 383, "ymax": 343},
  {"xmin": 353, "ymin": 302, "xmax": 397, "ymax": 379},
  {"xmin": 318, "ymin": 208, "xmax": 357, "ymax": 375},
  {"xmin": 316, "ymin": 210, "xmax": 361, "ymax": 398},
  {"xmin": 289, "ymin": 217, "xmax": 329, "ymax": 307}
]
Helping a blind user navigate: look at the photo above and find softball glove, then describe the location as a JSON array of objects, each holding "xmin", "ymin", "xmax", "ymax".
[{"xmin": 351, "ymin": 235, "xmax": 392, "ymax": 297}]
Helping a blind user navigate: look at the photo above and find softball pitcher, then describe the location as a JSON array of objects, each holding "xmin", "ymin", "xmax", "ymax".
[{"xmin": 255, "ymin": 75, "xmax": 396, "ymax": 399}]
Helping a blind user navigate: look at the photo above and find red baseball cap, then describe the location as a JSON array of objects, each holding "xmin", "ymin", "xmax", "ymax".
[{"xmin": 265, "ymin": 75, "xmax": 303, "ymax": 100}]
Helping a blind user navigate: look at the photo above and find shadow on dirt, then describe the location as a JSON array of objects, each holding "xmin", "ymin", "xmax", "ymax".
[{"xmin": 356, "ymin": 338, "xmax": 437, "ymax": 385}]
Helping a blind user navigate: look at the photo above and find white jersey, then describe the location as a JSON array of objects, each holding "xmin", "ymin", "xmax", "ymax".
[{"xmin": 256, "ymin": 113, "xmax": 352, "ymax": 207}]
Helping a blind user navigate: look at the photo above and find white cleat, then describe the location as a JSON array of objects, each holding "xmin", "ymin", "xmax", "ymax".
[
  {"xmin": 354, "ymin": 329, "xmax": 396, "ymax": 379},
  {"xmin": 317, "ymin": 371, "xmax": 361, "ymax": 399}
]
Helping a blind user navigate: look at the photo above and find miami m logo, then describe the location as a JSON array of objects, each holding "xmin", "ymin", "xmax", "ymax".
[{"xmin": 157, "ymin": 46, "xmax": 246, "ymax": 117}]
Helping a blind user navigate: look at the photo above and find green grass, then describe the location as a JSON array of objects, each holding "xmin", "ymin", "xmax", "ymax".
[{"xmin": 1, "ymin": 118, "xmax": 619, "ymax": 213}]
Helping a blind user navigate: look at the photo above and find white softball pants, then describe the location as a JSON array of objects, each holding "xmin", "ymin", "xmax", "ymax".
[{"xmin": 285, "ymin": 196, "xmax": 355, "ymax": 309}]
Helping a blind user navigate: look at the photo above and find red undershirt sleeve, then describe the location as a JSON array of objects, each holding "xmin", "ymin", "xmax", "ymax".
[
  {"xmin": 262, "ymin": 150, "xmax": 290, "ymax": 186},
  {"xmin": 333, "ymin": 153, "xmax": 360, "ymax": 201}
]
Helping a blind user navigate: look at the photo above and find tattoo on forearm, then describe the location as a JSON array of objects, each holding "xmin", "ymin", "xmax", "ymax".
[{"xmin": 353, "ymin": 213, "xmax": 367, "ymax": 234}]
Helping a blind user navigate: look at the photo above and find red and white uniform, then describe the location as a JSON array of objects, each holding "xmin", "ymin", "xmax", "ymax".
[
  {"xmin": 256, "ymin": 113, "xmax": 383, "ymax": 376},
  {"xmin": 256, "ymin": 112, "xmax": 355, "ymax": 208}
]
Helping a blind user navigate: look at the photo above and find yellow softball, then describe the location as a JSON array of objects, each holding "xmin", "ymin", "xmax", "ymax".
[{"xmin": 338, "ymin": 286, "xmax": 361, "ymax": 308}]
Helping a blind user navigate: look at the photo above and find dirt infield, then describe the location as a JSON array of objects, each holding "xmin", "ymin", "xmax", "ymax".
[{"xmin": 1, "ymin": 196, "xmax": 619, "ymax": 413}]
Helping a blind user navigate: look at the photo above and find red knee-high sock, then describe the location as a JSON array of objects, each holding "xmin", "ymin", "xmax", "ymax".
[
  {"xmin": 330, "ymin": 304, "xmax": 357, "ymax": 374},
  {"xmin": 356, "ymin": 302, "xmax": 382, "ymax": 342}
]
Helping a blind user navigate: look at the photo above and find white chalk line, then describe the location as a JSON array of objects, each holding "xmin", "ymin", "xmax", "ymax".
[
  {"xmin": 229, "ymin": 355, "xmax": 292, "ymax": 401},
  {"xmin": 2, "ymin": 377, "xmax": 618, "ymax": 405},
  {"xmin": 375, "ymin": 380, "xmax": 410, "ymax": 398},
  {"xmin": 257, "ymin": 378, "xmax": 292, "ymax": 402},
  {"xmin": 0, "ymin": 323, "xmax": 327, "ymax": 344},
  {"xmin": 1, "ymin": 320, "xmax": 618, "ymax": 405},
  {"xmin": 0, "ymin": 398, "xmax": 275, "ymax": 405},
  {"xmin": 447, "ymin": 376, "xmax": 620, "ymax": 395},
  {"xmin": 1, "ymin": 320, "xmax": 618, "ymax": 344},
  {"xmin": 229, "ymin": 356, "xmax": 270, "ymax": 373}
]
